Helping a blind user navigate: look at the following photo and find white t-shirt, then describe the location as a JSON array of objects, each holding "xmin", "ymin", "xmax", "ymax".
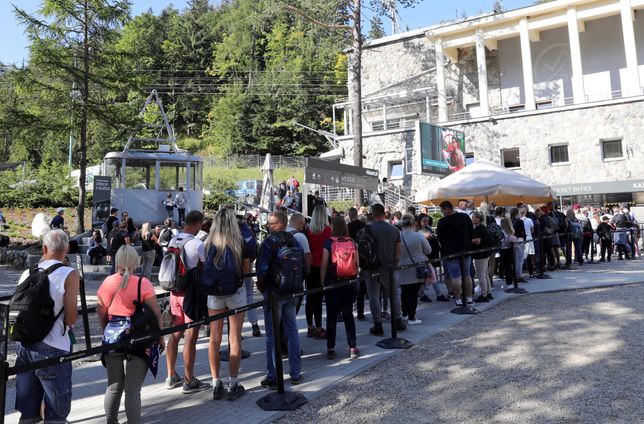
[
  {"xmin": 18, "ymin": 259, "xmax": 75, "ymax": 352},
  {"xmin": 175, "ymin": 192, "xmax": 188, "ymax": 208},
  {"xmin": 521, "ymin": 216, "xmax": 534, "ymax": 240},
  {"xmin": 172, "ymin": 233, "xmax": 205, "ymax": 269}
]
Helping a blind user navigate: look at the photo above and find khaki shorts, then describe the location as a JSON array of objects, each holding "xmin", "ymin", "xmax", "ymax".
[{"xmin": 207, "ymin": 285, "xmax": 246, "ymax": 311}]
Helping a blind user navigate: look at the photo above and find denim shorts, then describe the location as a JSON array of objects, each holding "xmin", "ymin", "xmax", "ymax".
[
  {"xmin": 442, "ymin": 256, "xmax": 472, "ymax": 280},
  {"xmin": 207, "ymin": 285, "xmax": 246, "ymax": 310},
  {"xmin": 15, "ymin": 342, "xmax": 72, "ymax": 423}
]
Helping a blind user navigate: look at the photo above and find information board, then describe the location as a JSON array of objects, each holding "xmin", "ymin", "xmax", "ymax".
[
  {"xmin": 92, "ymin": 176, "xmax": 111, "ymax": 228},
  {"xmin": 415, "ymin": 122, "xmax": 466, "ymax": 176},
  {"xmin": 304, "ymin": 158, "xmax": 379, "ymax": 191}
]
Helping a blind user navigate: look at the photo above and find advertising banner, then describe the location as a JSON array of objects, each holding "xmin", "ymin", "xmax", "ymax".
[
  {"xmin": 416, "ymin": 122, "xmax": 466, "ymax": 176},
  {"xmin": 92, "ymin": 176, "xmax": 111, "ymax": 228}
]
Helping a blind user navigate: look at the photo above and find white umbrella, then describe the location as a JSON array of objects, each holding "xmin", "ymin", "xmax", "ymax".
[
  {"xmin": 415, "ymin": 159, "xmax": 555, "ymax": 206},
  {"xmin": 259, "ymin": 154, "xmax": 275, "ymax": 212}
]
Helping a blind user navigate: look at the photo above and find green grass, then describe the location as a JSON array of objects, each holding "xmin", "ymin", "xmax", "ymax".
[{"xmin": 203, "ymin": 167, "xmax": 303, "ymax": 187}]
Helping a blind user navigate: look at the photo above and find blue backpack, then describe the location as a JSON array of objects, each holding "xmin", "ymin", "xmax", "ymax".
[
  {"xmin": 201, "ymin": 245, "xmax": 242, "ymax": 296},
  {"xmin": 239, "ymin": 222, "xmax": 258, "ymax": 262},
  {"xmin": 271, "ymin": 233, "xmax": 304, "ymax": 295}
]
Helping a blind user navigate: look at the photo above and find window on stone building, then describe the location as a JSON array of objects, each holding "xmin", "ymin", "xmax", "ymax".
[
  {"xmin": 389, "ymin": 161, "xmax": 404, "ymax": 180},
  {"xmin": 549, "ymin": 144, "xmax": 569, "ymax": 164},
  {"xmin": 501, "ymin": 148, "xmax": 520, "ymax": 169},
  {"xmin": 601, "ymin": 139, "xmax": 624, "ymax": 160}
]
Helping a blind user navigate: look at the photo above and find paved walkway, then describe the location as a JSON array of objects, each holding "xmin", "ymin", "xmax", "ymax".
[{"xmin": 2, "ymin": 258, "xmax": 643, "ymax": 424}]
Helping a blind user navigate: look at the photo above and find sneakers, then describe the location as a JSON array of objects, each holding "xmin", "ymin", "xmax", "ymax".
[
  {"xmin": 436, "ymin": 294, "xmax": 450, "ymax": 302},
  {"xmin": 369, "ymin": 323, "xmax": 384, "ymax": 335},
  {"xmin": 260, "ymin": 377, "xmax": 277, "ymax": 390},
  {"xmin": 419, "ymin": 294, "xmax": 432, "ymax": 303},
  {"xmin": 252, "ymin": 324, "xmax": 262, "ymax": 337},
  {"xmin": 212, "ymin": 380, "xmax": 224, "ymax": 400},
  {"xmin": 165, "ymin": 374, "xmax": 183, "ymax": 390},
  {"xmin": 356, "ymin": 314, "xmax": 366, "ymax": 321},
  {"xmin": 466, "ymin": 298, "xmax": 474, "ymax": 305},
  {"xmin": 326, "ymin": 348, "xmax": 336, "ymax": 359},
  {"xmin": 381, "ymin": 311, "xmax": 391, "ymax": 321},
  {"xmin": 407, "ymin": 319, "xmax": 422, "ymax": 326},
  {"xmin": 307, "ymin": 327, "xmax": 315, "ymax": 337},
  {"xmin": 395, "ymin": 319, "xmax": 407, "ymax": 331},
  {"xmin": 183, "ymin": 377, "xmax": 211, "ymax": 394},
  {"xmin": 314, "ymin": 328, "xmax": 327, "ymax": 340},
  {"xmin": 291, "ymin": 374, "xmax": 303, "ymax": 385},
  {"xmin": 455, "ymin": 299, "xmax": 463, "ymax": 306},
  {"xmin": 350, "ymin": 348, "xmax": 360, "ymax": 359},
  {"xmin": 226, "ymin": 383, "xmax": 246, "ymax": 401},
  {"xmin": 486, "ymin": 293, "xmax": 494, "ymax": 301}
]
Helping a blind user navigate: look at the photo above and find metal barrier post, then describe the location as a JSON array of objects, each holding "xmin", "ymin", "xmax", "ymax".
[
  {"xmin": 376, "ymin": 268, "xmax": 414, "ymax": 349},
  {"xmin": 505, "ymin": 242, "xmax": 529, "ymax": 294},
  {"xmin": 257, "ymin": 291, "xmax": 307, "ymax": 411},
  {"xmin": 450, "ymin": 253, "xmax": 478, "ymax": 315},
  {"xmin": 75, "ymin": 255, "xmax": 92, "ymax": 350},
  {"xmin": 0, "ymin": 303, "xmax": 9, "ymax": 424}
]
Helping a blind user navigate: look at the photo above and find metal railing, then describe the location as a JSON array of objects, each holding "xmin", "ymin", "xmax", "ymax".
[{"xmin": 203, "ymin": 155, "xmax": 304, "ymax": 170}]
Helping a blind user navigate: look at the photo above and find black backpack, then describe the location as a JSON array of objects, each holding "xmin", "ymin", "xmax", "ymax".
[
  {"xmin": 9, "ymin": 263, "xmax": 66, "ymax": 343},
  {"xmin": 356, "ymin": 226, "xmax": 380, "ymax": 271},
  {"xmin": 271, "ymin": 233, "xmax": 304, "ymax": 295}
]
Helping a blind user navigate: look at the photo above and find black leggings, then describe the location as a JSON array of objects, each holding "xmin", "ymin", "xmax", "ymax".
[
  {"xmin": 325, "ymin": 284, "xmax": 356, "ymax": 349},
  {"xmin": 305, "ymin": 266, "xmax": 324, "ymax": 328},
  {"xmin": 401, "ymin": 282, "xmax": 422, "ymax": 321},
  {"xmin": 499, "ymin": 248, "xmax": 514, "ymax": 286}
]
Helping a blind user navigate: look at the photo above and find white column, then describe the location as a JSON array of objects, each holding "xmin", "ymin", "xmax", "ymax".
[
  {"xmin": 332, "ymin": 106, "xmax": 337, "ymax": 136},
  {"xmin": 349, "ymin": 108, "xmax": 353, "ymax": 135},
  {"xmin": 425, "ymin": 96, "xmax": 431, "ymax": 123},
  {"xmin": 620, "ymin": 0, "xmax": 641, "ymax": 96},
  {"xmin": 567, "ymin": 8, "xmax": 586, "ymax": 104},
  {"xmin": 475, "ymin": 30, "xmax": 490, "ymax": 116},
  {"xmin": 382, "ymin": 104, "xmax": 388, "ymax": 130},
  {"xmin": 435, "ymin": 39, "xmax": 448, "ymax": 122},
  {"xmin": 343, "ymin": 109, "xmax": 348, "ymax": 135},
  {"xmin": 519, "ymin": 18, "xmax": 536, "ymax": 110}
]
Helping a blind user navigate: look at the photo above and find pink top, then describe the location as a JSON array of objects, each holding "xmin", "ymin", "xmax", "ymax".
[
  {"xmin": 97, "ymin": 274, "xmax": 156, "ymax": 317},
  {"xmin": 306, "ymin": 226, "xmax": 332, "ymax": 268}
]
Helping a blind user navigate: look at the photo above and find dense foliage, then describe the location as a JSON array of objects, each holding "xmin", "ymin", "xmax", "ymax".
[{"xmin": 0, "ymin": 0, "xmax": 348, "ymax": 172}]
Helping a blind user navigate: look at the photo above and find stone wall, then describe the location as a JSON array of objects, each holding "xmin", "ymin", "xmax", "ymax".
[
  {"xmin": 341, "ymin": 98, "xmax": 644, "ymax": 194},
  {"xmin": 0, "ymin": 248, "xmax": 29, "ymax": 269}
]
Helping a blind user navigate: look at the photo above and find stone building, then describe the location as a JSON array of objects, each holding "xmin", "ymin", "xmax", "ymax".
[{"xmin": 333, "ymin": 0, "xmax": 644, "ymax": 206}]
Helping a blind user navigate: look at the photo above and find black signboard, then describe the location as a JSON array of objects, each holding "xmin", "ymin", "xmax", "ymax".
[
  {"xmin": 304, "ymin": 158, "xmax": 379, "ymax": 191},
  {"xmin": 92, "ymin": 176, "xmax": 111, "ymax": 228},
  {"xmin": 0, "ymin": 303, "xmax": 8, "ymax": 362}
]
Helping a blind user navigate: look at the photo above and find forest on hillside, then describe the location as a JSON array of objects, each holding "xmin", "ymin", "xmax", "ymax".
[{"xmin": 0, "ymin": 0, "xmax": 368, "ymax": 170}]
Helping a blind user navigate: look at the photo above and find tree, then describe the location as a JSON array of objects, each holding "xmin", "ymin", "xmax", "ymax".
[
  {"xmin": 15, "ymin": 0, "xmax": 130, "ymax": 234},
  {"xmin": 368, "ymin": 16, "xmax": 386, "ymax": 40},
  {"xmin": 282, "ymin": 0, "xmax": 421, "ymax": 205}
]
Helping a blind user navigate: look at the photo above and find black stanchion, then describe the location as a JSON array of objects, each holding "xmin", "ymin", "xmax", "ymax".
[
  {"xmin": 220, "ymin": 318, "xmax": 251, "ymax": 361},
  {"xmin": 0, "ymin": 303, "xmax": 9, "ymax": 424},
  {"xmin": 75, "ymin": 255, "xmax": 92, "ymax": 350},
  {"xmin": 376, "ymin": 268, "xmax": 414, "ymax": 349},
  {"xmin": 535, "ymin": 236, "xmax": 551, "ymax": 279},
  {"xmin": 450, "ymin": 254, "xmax": 478, "ymax": 315},
  {"xmin": 257, "ymin": 291, "xmax": 306, "ymax": 411},
  {"xmin": 505, "ymin": 243, "xmax": 529, "ymax": 294}
]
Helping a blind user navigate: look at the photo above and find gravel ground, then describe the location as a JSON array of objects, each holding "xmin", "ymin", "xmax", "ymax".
[{"xmin": 280, "ymin": 283, "xmax": 644, "ymax": 424}]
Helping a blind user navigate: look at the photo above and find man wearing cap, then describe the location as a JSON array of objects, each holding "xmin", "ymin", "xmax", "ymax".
[{"xmin": 50, "ymin": 208, "xmax": 65, "ymax": 230}]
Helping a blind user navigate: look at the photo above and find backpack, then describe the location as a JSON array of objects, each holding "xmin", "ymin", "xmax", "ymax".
[
  {"xmin": 356, "ymin": 226, "xmax": 379, "ymax": 271},
  {"xmin": 486, "ymin": 222, "xmax": 505, "ymax": 248},
  {"xmin": 158, "ymin": 237, "xmax": 191, "ymax": 293},
  {"xmin": 554, "ymin": 212, "xmax": 567, "ymax": 233},
  {"xmin": 239, "ymin": 222, "xmax": 258, "ymax": 262},
  {"xmin": 201, "ymin": 245, "xmax": 242, "ymax": 296},
  {"xmin": 9, "ymin": 263, "xmax": 66, "ymax": 343},
  {"xmin": 542, "ymin": 215, "xmax": 557, "ymax": 235},
  {"xmin": 159, "ymin": 228, "xmax": 173, "ymax": 247},
  {"xmin": 271, "ymin": 233, "xmax": 304, "ymax": 295},
  {"xmin": 330, "ymin": 237, "xmax": 358, "ymax": 279},
  {"xmin": 568, "ymin": 220, "xmax": 582, "ymax": 241}
]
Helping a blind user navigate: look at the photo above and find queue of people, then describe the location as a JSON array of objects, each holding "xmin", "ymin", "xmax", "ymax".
[{"xmin": 10, "ymin": 199, "xmax": 641, "ymax": 423}]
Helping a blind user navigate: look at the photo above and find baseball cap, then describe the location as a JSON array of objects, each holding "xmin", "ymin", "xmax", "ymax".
[{"xmin": 56, "ymin": 207, "xmax": 65, "ymax": 213}]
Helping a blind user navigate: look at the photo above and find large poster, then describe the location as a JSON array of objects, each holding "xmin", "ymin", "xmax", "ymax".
[
  {"xmin": 416, "ymin": 122, "xmax": 466, "ymax": 176},
  {"xmin": 92, "ymin": 176, "xmax": 111, "ymax": 228}
]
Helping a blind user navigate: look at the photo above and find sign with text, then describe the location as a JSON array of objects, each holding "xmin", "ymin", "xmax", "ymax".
[
  {"xmin": 415, "ymin": 121, "xmax": 466, "ymax": 176},
  {"xmin": 304, "ymin": 158, "xmax": 379, "ymax": 191},
  {"xmin": 92, "ymin": 176, "xmax": 111, "ymax": 228},
  {"xmin": 552, "ymin": 179, "xmax": 644, "ymax": 196}
]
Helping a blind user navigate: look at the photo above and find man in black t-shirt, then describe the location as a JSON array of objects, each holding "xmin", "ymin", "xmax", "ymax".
[
  {"xmin": 105, "ymin": 208, "xmax": 119, "ymax": 235},
  {"xmin": 436, "ymin": 201, "xmax": 474, "ymax": 305},
  {"xmin": 347, "ymin": 208, "xmax": 367, "ymax": 320}
]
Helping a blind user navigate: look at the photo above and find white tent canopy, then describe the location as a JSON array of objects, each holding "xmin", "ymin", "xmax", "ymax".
[{"xmin": 415, "ymin": 159, "xmax": 555, "ymax": 206}]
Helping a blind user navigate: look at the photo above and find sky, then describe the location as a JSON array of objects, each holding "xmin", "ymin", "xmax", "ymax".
[{"xmin": 0, "ymin": 0, "xmax": 535, "ymax": 66}]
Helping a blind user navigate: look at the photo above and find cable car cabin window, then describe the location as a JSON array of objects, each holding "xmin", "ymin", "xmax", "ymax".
[
  {"xmin": 125, "ymin": 159, "xmax": 155, "ymax": 190},
  {"xmin": 159, "ymin": 162, "xmax": 187, "ymax": 191},
  {"xmin": 105, "ymin": 158, "xmax": 123, "ymax": 188},
  {"xmin": 195, "ymin": 163, "xmax": 203, "ymax": 191},
  {"xmin": 191, "ymin": 163, "xmax": 197, "ymax": 191}
]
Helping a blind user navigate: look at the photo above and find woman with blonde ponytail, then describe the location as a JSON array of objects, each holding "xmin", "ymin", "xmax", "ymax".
[{"xmin": 97, "ymin": 245, "xmax": 165, "ymax": 424}]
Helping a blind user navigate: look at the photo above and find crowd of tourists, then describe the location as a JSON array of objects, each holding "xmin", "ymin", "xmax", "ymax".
[{"xmin": 9, "ymin": 198, "xmax": 641, "ymax": 423}]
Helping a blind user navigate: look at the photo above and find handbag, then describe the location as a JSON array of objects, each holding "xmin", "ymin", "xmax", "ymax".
[
  {"xmin": 402, "ymin": 232, "xmax": 431, "ymax": 280},
  {"xmin": 102, "ymin": 285, "xmax": 130, "ymax": 346}
]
